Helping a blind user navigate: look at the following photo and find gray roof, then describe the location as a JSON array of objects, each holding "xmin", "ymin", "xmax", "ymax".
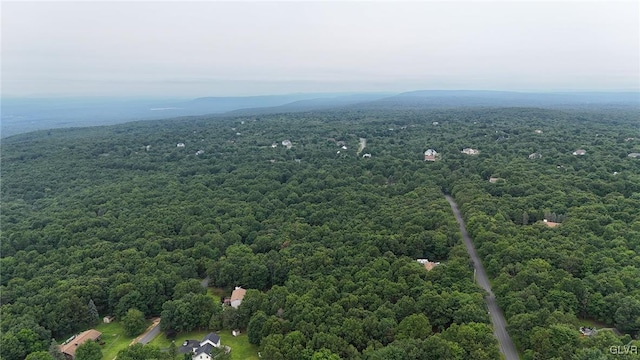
[
  {"xmin": 194, "ymin": 343, "xmax": 214, "ymax": 357},
  {"xmin": 178, "ymin": 340, "xmax": 200, "ymax": 354},
  {"xmin": 202, "ymin": 332, "xmax": 220, "ymax": 345}
]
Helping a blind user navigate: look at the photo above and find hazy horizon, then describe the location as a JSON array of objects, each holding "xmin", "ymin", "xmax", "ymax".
[{"xmin": 2, "ymin": 1, "xmax": 639, "ymax": 98}]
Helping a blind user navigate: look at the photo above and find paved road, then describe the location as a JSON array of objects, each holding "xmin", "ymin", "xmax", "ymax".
[
  {"xmin": 445, "ymin": 195, "xmax": 520, "ymax": 360},
  {"xmin": 133, "ymin": 318, "xmax": 161, "ymax": 345}
]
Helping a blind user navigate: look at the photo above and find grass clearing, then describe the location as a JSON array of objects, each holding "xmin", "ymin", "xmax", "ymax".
[
  {"xmin": 207, "ymin": 287, "xmax": 226, "ymax": 304},
  {"xmin": 149, "ymin": 329, "xmax": 258, "ymax": 360},
  {"xmin": 94, "ymin": 321, "xmax": 139, "ymax": 360},
  {"xmin": 219, "ymin": 330, "xmax": 259, "ymax": 360}
]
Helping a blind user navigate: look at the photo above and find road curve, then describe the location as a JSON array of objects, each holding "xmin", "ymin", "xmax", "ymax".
[
  {"xmin": 132, "ymin": 318, "xmax": 161, "ymax": 345},
  {"xmin": 445, "ymin": 195, "xmax": 520, "ymax": 360}
]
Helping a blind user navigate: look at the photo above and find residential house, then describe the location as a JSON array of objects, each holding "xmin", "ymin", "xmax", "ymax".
[
  {"xmin": 424, "ymin": 149, "xmax": 438, "ymax": 161},
  {"xmin": 573, "ymin": 149, "xmax": 586, "ymax": 156},
  {"xmin": 282, "ymin": 140, "xmax": 292, "ymax": 149},
  {"xmin": 542, "ymin": 219, "xmax": 560, "ymax": 228},
  {"xmin": 59, "ymin": 329, "xmax": 102, "ymax": 360},
  {"xmin": 529, "ymin": 153, "xmax": 542, "ymax": 159},
  {"xmin": 417, "ymin": 259, "xmax": 440, "ymax": 271},
  {"xmin": 461, "ymin": 148, "xmax": 480, "ymax": 155},
  {"xmin": 627, "ymin": 153, "xmax": 640, "ymax": 158},
  {"xmin": 579, "ymin": 327, "xmax": 596, "ymax": 336},
  {"xmin": 489, "ymin": 177, "xmax": 504, "ymax": 183},
  {"xmin": 177, "ymin": 143, "xmax": 186, "ymax": 148},
  {"xmin": 230, "ymin": 287, "xmax": 246, "ymax": 309},
  {"xmin": 179, "ymin": 333, "xmax": 221, "ymax": 360},
  {"xmin": 362, "ymin": 153, "xmax": 372, "ymax": 158}
]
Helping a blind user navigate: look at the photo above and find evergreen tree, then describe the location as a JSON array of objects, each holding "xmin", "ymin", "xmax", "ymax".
[
  {"xmin": 88, "ymin": 299, "xmax": 99, "ymax": 325},
  {"xmin": 48, "ymin": 339, "xmax": 65, "ymax": 360},
  {"xmin": 168, "ymin": 341, "xmax": 178, "ymax": 360}
]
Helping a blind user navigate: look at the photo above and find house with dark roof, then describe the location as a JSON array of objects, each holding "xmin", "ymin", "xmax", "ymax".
[{"xmin": 179, "ymin": 333, "xmax": 221, "ymax": 360}]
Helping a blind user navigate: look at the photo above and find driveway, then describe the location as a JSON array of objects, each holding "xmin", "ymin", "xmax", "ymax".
[
  {"xmin": 131, "ymin": 317, "xmax": 161, "ymax": 345},
  {"xmin": 446, "ymin": 195, "xmax": 520, "ymax": 360}
]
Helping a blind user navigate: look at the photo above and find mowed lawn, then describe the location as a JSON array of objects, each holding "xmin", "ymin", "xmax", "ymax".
[
  {"xmin": 94, "ymin": 321, "xmax": 142, "ymax": 360},
  {"xmin": 150, "ymin": 329, "xmax": 259, "ymax": 360}
]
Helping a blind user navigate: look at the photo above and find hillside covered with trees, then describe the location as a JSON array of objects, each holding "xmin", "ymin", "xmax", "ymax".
[{"xmin": 1, "ymin": 105, "xmax": 639, "ymax": 359}]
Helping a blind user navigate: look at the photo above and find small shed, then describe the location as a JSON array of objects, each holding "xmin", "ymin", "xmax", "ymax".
[
  {"xmin": 103, "ymin": 316, "xmax": 115, "ymax": 324},
  {"xmin": 232, "ymin": 330, "xmax": 241, "ymax": 337}
]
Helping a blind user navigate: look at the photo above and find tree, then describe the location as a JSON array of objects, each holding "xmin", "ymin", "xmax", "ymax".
[
  {"xmin": 222, "ymin": 306, "xmax": 240, "ymax": 330},
  {"xmin": 396, "ymin": 313, "xmax": 432, "ymax": 340},
  {"xmin": 168, "ymin": 341, "xmax": 178, "ymax": 360},
  {"xmin": 25, "ymin": 352, "xmax": 54, "ymax": 360},
  {"xmin": 208, "ymin": 305, "xmax": 223, "ymax": 331},
  {"xmin": 75, "ymin": 341, "xmax": 102, "ymax": 360},
  {"xmin": 48, "ymin": 339, "xmax": 66, "ymax": 360},
  {"xmin": 122, "ymin": 308, "xmax": 147, "ymax": 337},
  {"xmin": 87, "ymin": 299, "xmax": 99, "ymax": 325},
  {"xmin": 116, "ymin": 344, "xmax": 167, "ymax": 360},
  {"xmin": 248, "ymin": 311, "xmax": 268, "ymax": 345},
  {"xmin": 311, "ymin": 348, "xmax": 341, "ymax": 360},
  {"xmin": 173, "ymin": 279, "xmax": 206, "ymax": 300},
  {"xmin": 614, "ymin": 296, "xmax": 640, "ymax": 336}
]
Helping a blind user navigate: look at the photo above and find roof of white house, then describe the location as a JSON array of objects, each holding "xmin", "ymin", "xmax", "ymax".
[{"xmin": 231, "ymin": 287, "xmax": 246, "ymax": 302}]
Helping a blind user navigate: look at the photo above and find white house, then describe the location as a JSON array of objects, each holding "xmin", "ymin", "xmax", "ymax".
[
  {"xmin": 461, "ymin": 148, "xmax": 480, "ymax": 155},
  {"xmin": 282, "ymin": 140, "xmax": 292, "ymax": 149},
  {"xmin": 230, "ymin": 287, "xmax": 246, "ymax": 309},
  {"xmin": 362, "ymin": 153, "xmax": 372, "ymax": 158},
  {"xmin": 417, "ymin": 258, "xmax": 440, "ymax": 271},
  {"xmin": 183, "ymin": 333, "xmax": 221, "ymax": 360},
  {"xmin": 424, "ymin": 149, "xmax": 437, "ymax": 161},
  {"xmin": 177, "ymin": 143, "xmax": 186, "ymax": 148},
  {"xmin": 195, "ymin": 150, "xmax": 205, "ymax": 156},
  {"xmin": 573, "ymin": 149, "xmax": 586, "ymax": 156}
]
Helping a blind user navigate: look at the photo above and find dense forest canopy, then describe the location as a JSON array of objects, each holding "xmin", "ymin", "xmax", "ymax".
[{"xmin": 1, "ymin": 106, "xmax": 639, "ymax": 360}]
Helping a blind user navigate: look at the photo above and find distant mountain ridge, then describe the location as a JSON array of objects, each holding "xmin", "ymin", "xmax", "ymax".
[
  {"xmin": 2, "ymin": 90, "xmax": 638, "ymax": 137},
  {"xmin": 364, "ymin": 90, "xmax": 640, "ymax": 108}
]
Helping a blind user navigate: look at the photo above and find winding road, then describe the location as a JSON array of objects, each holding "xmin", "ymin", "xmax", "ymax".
[{"xmin": 445, "ymin": 195, "xmax": 520, "ymax": 360}]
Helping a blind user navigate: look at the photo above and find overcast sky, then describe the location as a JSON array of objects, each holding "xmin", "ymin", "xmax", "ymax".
[{"xmin": 2, "ymin": 1, "xmax": 639, "ymax": 97}]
